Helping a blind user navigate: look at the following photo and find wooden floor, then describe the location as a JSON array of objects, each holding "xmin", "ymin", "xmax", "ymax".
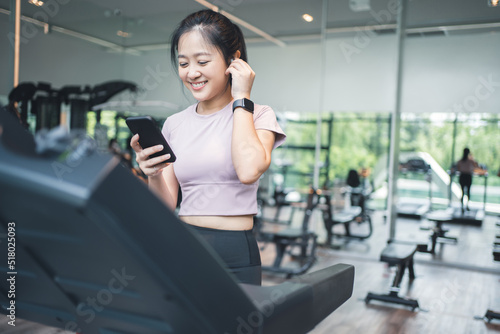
[
  {"xmin": 1, "ymin": 209, "xmax": 499, "ymax": 333},
  {"xmin": 259, "ymin": 207, "xmax": 500, "ymax": 334}
]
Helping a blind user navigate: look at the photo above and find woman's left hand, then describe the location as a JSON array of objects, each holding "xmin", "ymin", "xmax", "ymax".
[{"xmin": 225, "ymin": 58, "xmax": 255, "ymax": 100}]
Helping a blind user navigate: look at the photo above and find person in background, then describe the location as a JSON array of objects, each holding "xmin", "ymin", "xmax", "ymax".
[{"xmin": 455, "ymin": 147, "xmax": 481, "ymax": 213}]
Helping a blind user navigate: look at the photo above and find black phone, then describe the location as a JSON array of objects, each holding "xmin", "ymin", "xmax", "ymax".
[{"xmin": 126, "ymin": 116, "xmax": 176, "ymax": 162}]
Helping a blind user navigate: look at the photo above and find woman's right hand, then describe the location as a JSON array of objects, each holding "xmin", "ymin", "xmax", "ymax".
[{"xmin": 130, "ymin": 134, "xmax": 172, "ymax": 177}]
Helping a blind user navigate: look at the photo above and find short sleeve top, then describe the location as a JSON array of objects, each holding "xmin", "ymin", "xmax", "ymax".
[{"xmin": 162, "ymin": 101, "xmax": 286, "ymax": 216}]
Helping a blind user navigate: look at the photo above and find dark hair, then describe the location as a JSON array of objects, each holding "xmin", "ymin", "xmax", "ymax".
[
  {"xmin": 347, "ymin": 169, "xmax": 361, "ymax": 188},
  {"xmin": 461, "ymin": 147, "xmax": 470, "ymax": 161},
  {"xmin": 170, "ymin": 10, "xmax": 248, "ymax": 70}
]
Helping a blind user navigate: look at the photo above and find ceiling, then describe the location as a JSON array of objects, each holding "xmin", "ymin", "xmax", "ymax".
[{"xmin": 1, "ymin": 0, "xmax": 500, "ymax": 50}]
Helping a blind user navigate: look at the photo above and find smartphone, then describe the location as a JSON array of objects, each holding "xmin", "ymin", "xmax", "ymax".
[{"xmin": 126, "ymin": 116, "xmax": 176, "ymax": 162}]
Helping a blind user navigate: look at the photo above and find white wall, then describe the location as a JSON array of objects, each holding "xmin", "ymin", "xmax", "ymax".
[
  {"xmin": 323, "ymin": 34, "xmax": 398, "ymax": 113},
  {"xmin": 0, "ymin": 17, "xmax": 124, "ymax": 100},
  {"xmin": 401, "ymin": 32, "xmax": 500, "ymax": 114},
  {"xmin": 2, "ymin": 12, "xmax": 499, "ymax": 115}
]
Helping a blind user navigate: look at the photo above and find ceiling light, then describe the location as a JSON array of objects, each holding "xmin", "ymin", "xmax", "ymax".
[
  {"xmin": 117, "ymin": 30, "xmax": 131, "ymax": 38},
  {"xmin": 28, "ymin": 0, "xmax": 44, "ymax": 6},
  {"xmin": 302, "ymin": 14, "xmax": 314, "ymax": 23},
  {"xmin": 488, "ymin": 0, "xmax": 499, "ymax": 7}
]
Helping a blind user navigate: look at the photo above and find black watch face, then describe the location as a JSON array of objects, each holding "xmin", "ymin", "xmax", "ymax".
[{"xmin": 245, "ymin": 99, "xmax": 254, "ymax": 111}]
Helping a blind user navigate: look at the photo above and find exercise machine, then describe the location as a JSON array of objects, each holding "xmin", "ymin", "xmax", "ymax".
[
  {"xmin": 6, "ymin": 82, "xmax": 37, "ymax": 129},
  {"xmin": 397, "ymin": 157, "xmax": 433, "ymax": 219},
  {"xmin": 419, "ymin": 209, "xmax": 458, "ymax": 255},
  {"xmin": 5, "ymin": 80, "xmax": 138, "ymax": 133},
  {"xmin": 321, "ymin": 169, "xmax": 373, "ymax": 248},
  {"xmin": 254, "ymin": 114, "xmax": 333, "ymax": 277},
  {"xmin": 0, "ymin": 112, "xmax": 355, "ymax": 334},
  {"xmin": 266, "ymin": 159, "xmax": 299, "ymax": 224},
  {"xmin": 255, "ymin": 188, "xmax": 319, "ymax": 278},
  {"xmin": 448, "ymin": 170, "xmax": 488, "ymax": 226}
]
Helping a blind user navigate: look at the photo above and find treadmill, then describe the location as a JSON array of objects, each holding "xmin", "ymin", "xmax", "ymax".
[
  {"xmin": 0, "ymin": 111, "xmax": 354, "ymax": 334},
  {"xmin": 397, "ymin": 157, "xmax": 432, "ymax": 219},
  {"xmin": 448, "ymin": 171, "xmax": 488, "ymax": 226}
]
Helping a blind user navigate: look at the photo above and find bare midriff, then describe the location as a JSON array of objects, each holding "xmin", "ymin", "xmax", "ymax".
[{"xmin": 180, "ymin": 215, "xmax": 254, "ymax": 231}]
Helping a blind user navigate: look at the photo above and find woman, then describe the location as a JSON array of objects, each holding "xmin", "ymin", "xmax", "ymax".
[
  {"xmin": 131, "ymin": 10, "xmax": 286, "ymax": 285},
  {"xmin": 455, "ymin": 147, "xmax": 479, "ymax": 212}
]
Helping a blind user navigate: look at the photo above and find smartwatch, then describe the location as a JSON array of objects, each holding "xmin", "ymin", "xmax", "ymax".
[{"xmin": 232, "ymin": 98, "xmax": 254, "ymax": 114}]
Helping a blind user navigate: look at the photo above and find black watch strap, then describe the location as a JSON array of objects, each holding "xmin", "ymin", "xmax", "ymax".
[{"xmin": 232, "ymin": 98, "xmax": 254, "ymax": 114}]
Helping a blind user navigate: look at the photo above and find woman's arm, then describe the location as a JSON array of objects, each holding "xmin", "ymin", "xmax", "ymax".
[
  {"xmin": 131, "ymin": 134, "xmax": 178, "ymax": 210},
  {"xmin": 148, "ymin": 165, "xmax": 179, "ymax": 210},
  {"xmin": 231, "ymin": 111, "xmax": 275, "ymax": 184},
  {"xmin": 226, "ymin": 57, "xmax": 276, "ymax": 184}
]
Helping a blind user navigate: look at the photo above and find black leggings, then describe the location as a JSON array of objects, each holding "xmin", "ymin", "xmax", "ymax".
[
  {"xmin": 459, "ymin": 173, "xmax": 472, "ymax": 203},
  {"xmin": 186, "ymin": 224, "xmax": 262, "ymax": 285}
]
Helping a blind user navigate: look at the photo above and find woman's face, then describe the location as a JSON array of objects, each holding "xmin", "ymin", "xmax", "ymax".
[{"xmin": 177, "ymin": 30, "xmax": 230, "ymax": 106}]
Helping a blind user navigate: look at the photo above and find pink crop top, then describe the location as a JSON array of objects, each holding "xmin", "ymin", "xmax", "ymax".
[{"xmin": 162, "ymin": 101, "xmax": 286, "ymax": 216}]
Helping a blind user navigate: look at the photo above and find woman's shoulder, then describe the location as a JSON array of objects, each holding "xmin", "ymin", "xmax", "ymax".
[
  {"xmin": 163, "ymin": 104, "xmax": 196, "ymax": 130},
  {"xmin": 254, "ymin": 103, "xmax": 272, "ymax": 111},
  {"xmin": 253, "ymin": 103, "xmax": 274, "ymax": 117}
]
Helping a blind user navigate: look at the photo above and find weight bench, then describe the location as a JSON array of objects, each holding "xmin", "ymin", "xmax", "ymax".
[
  {"xmin": 365, "ymin": 243, "xmax": 421, "ymax": 311},
  {"xmin": 420, "ymin": 210, "xmax": 458, "ymax": 254},
  {"xmin": 258, "ymin": 189, "xmax": 319, "ymax": 278},
  {"xmin": 0, "ymin": 126, "xmax": 355, "ymax": 334}
]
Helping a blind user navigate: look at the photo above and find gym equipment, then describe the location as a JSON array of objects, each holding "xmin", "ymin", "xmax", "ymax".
[
  {"xmin": 448, "ymin": 170, "xmax": 488, "ymax": 226},
  {"xmin": 7, "ymin": 82, "xmax": 36, "ymax": 128},
  {"xmin": 0, "ymin": 116, "xmax": 354, "ymax": 334},
  {"xmin": 419, "ymin": 209, "xmax": 458, "ymax": 255},
  {"xmin": 255, "ymin": 188, "xmax": 319, "ymax": 278},
  {"xmin": 254, "ymin": 115, "xmax": 333, "ymax": 277},
  {"xmin": 476, "ymin": 218, "xmax": 500, "ymax": 323},
  {"xmin": 321, "ymin": 169, "xmax": 373, "ymax": 247},
  {"xmin": 31, "ymin": 82, "xmax": 61, "ymax": 131},
  {"xmin": 484, "ymin": 310, "xmax": 500, "ymax": 323},
  {"xmin": 88, "ymin": 80, "xmax": 138, "ymax": 109},
  {"xmin": 266, "ymin": 159, "xmax": 298, "ymax": 224},
  {"xmin": 5, "ymin": 80, "xmax": 138, "ymax": 133},
  {"xmin": 365, "ymin": 243, "xmax": 425, "ymax": 311},
  {"xmin": 397, "ymin": 157, "xmax": 432, "ymax": 219},
  {"xmin": 58, "ymin": 85, "xmax": 91, "ymax": 130}
]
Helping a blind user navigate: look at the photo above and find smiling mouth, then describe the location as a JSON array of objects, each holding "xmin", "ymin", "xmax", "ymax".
[{"xmin": 190, "ymin": 81, "xmax": 207, "ymax": 89}]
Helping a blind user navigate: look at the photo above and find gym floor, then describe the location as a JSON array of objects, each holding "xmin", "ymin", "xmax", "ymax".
[
  {"xmin": 260, "ymin": 209, "xmax": 500, "ymax": 334},
  {"xmin": 1, "ymin": 211, "xmax": 499, "ymax": 333}
]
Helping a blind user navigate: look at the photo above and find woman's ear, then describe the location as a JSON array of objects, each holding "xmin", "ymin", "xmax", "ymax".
[{"xmin": 233, "ymin": 50, "xmax": 241, "ymax": 60}]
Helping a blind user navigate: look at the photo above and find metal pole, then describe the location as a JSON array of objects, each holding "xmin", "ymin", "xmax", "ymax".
[
  {"xmin": 387, "ymin": 0, "xmax": 408, "ymax": 241},
  {"xmin": 313, "ymin": 0, "xmax": 328, "ymax": 189},
  {"xmin": 483, "ymin": 174, "xmax": 487, "ymax": 211},
  {"xmin": 8, "ymin": 0, "xmax": 21, "ymax": 89},
  {"xmin": 449, "ymin": 115, "xmax": 458, "ymax": 205}
]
